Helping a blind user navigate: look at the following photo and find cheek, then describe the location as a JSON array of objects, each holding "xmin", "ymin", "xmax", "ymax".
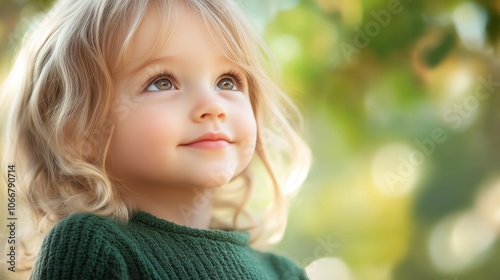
[
  {"xmin": 233, "ymin": 102, "xmax": 257, "ymax": 161},
  {"xmin": 111, "ymin": 107, "xmax": 180, "ymax": 163},
  {"xmin": 242, "ymin": 103, "xmax": 257, "ymax": 141}
]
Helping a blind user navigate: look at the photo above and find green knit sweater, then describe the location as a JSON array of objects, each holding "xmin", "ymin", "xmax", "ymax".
[{"xmin": 30, "ymin": 211, "xmax": 307, "ymax": 279}]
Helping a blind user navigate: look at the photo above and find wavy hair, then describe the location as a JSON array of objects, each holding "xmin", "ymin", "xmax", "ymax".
[{"xmin": 1, "ymin": 0, "xmax": 311, "ymax": 267}]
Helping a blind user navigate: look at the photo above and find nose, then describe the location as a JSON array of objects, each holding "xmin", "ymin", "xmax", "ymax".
[{"xmin": 191, "ymin": 91, "xmax": 227, "ymax": 123}]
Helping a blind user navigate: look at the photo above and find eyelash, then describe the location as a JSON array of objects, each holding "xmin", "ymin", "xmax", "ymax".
[
  {"xmin": 141, "ymin": 70, "xmax": 177, "ymax": 92},
  {"xmin": 221, "ymin": 69, "xmax": 245, "ymax": 90},
  {"xmin": 141, "ymin": 69, "xmax": 245, "ymax": 92}
]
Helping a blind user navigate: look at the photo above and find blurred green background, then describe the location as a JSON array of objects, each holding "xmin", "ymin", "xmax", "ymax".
[{"xmin": 2, "ymin": 0, "xmax": 500, "ymax": 279}]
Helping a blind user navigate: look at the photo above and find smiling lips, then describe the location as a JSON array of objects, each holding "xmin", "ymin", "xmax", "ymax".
[{"xmin": 180, "ymin": 132, "xmax": 231, "ymax": 149}]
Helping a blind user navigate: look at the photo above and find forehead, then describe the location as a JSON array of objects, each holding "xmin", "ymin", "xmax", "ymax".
[{"xmin": 118, "ymin": 3, "xmax": 235, "ymax": 76}]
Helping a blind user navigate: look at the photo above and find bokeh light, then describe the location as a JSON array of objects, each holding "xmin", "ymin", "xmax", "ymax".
[
  {"xmin": 429, "ymin": 211, "xmax": 496, "ymax": 273},
  {"xmin": 371, "ymin": 143, "xmax": 422, "ymax": 196},
  {"xmin": 305, "ymin": 257, "xmax": 353, "ymax": 280}
]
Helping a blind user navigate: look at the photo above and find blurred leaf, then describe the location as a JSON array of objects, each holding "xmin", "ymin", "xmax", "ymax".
[{"xmin": 422, "ymin": 31, "xmax": 456, "ymax": 68}]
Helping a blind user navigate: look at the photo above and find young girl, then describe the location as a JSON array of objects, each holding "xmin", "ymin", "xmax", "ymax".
[{"xmin": 1, "ymin": 0, "xmax": 311, "ymax": 279}]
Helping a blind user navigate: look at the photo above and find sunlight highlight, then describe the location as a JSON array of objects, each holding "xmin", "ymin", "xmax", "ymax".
[
  {"xmin": 429, "ymin": 212, "xmax": 496, "ymax": 273},
  {"xmin": 371, "ymin": 143, "xmax": 421, "ymax": 197}
]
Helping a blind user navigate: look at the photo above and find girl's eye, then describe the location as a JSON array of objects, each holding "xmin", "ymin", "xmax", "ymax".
[
  {"xmin": 216, "ymin": 77, "xmax": 238, "ymax": 91},
  {"xmin": 146, "ymin": 77, "xmax": 175, "ymax": 91}
]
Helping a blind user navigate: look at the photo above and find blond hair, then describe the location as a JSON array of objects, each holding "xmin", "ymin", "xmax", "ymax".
[{"xmin": 1, "ymin": 0, "xmax": 311, "ymax": 267}]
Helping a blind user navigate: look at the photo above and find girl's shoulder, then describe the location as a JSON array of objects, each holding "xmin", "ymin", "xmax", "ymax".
[
  {"xmin": 30, "ymin": 212, "xmax": 130, "ymax": 279},
  {"xmin": 49, "ymin": 212, "xmax": 126, "ymax": 236},
  {"xmin": 249, "ymin": 249, "xmax": 308, "ymax": 279},
  {"xmin": 42, "ymin": 212, "xmax": 130, "ymax": 246}
]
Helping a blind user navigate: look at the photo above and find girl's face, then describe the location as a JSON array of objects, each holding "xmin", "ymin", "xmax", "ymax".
[{"xmin": 109, "ymin": 5, "xmax": 257, "ymax": 191}]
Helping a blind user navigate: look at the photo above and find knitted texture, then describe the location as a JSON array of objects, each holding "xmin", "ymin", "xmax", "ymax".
[{"xmin": 30, "ymin": 211, "xmax": 307, "ymax": 279}]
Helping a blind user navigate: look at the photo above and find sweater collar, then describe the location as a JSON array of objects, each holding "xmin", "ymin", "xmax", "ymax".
[{"xmin": 130, "ymin": 210, "xmax": 250, "ymax": 246}]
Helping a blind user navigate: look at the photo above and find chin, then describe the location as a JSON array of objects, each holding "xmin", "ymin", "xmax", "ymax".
[
  {"xmin": 196, "ymin": 172, "xmax": 235, "ymax": 188},
  {"xmin": 187, "ymin": 164, "xmax": 244, "ymax": 188}
]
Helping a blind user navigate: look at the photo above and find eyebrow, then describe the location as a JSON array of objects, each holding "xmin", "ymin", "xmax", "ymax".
[
  {"xmin": 125, "ymin": 56, "xmax": 178, "ymax": 76},
  {"xmin": 125, "ymin": 55, "xmax": 241, "ymax": 77}
]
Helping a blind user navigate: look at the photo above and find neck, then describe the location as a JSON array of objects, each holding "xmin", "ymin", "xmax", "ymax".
[{"xmin": 131, "ymin": 185, "xmax": 217, "ymax": 229}]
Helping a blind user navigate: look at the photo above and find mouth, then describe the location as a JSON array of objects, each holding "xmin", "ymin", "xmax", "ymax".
[{"xmin": 180, "ymin": 132, "xmax": 232, "ymax": 149}]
